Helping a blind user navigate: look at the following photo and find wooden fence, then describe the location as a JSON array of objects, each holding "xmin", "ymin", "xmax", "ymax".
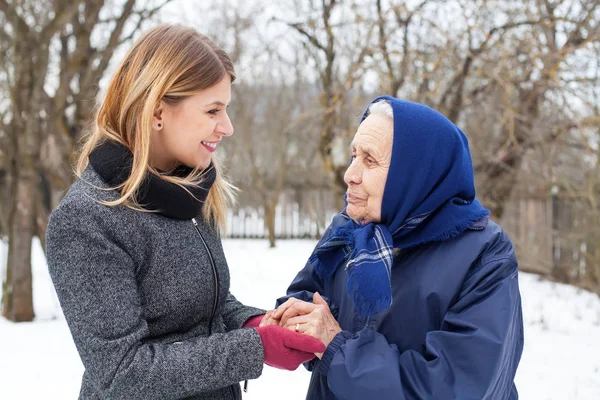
[
  {"xmin": 225, "ymin": 189, "xmax": 339, "ymax": 239},
  {"xmin": 499, "ymin": 198, "xmax": 555, "ymax": 274},
  {"xmin": 500, "ymin": 197, "xmax": 594, "ymax": 281},
  {"xmin": 227, "ymin": 190, "xmax": 597, "ymax": 284}
]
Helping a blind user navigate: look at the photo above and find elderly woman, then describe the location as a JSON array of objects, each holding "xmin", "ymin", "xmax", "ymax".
[{"xmin": 267, "ymin": 96, "xmax": 524, "ymax": 399}]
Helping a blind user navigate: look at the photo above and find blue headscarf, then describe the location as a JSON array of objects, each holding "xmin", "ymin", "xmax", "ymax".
[{"xmin": 310, "ymin": 96, "xmax": 490, "ymax": 317}]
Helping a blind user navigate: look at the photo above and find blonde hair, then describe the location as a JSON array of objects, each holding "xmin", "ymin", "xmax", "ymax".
[{"xmin": 76, "ymin": 24, "xmax": 237, "ymax": 232}]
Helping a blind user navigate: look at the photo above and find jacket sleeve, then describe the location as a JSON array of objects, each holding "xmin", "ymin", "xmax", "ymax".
[
  {"xmin": 221, "ymin": 292, "xmax": 265, "ymax": 331},
  {"xmin": 46, "ymin": 200, "xmax": 264, "ymax": 400},
  {"xmin": 318, "ymin": 257, "xmax": 524, "ymax": 400}
]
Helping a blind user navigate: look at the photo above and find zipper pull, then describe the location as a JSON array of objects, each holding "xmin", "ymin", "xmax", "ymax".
[
  {"xmin": 192, "ymin": 218, "xmax": 198, "ymax": 227},
  {"xmin": 243, "ymin": 380, "xmax": 249, "ymax": 393}
]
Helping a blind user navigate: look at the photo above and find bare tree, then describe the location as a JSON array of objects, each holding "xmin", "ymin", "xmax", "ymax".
[
  {"xmin": 0, "ymin": 0, "xmax": 171, "ymax": 322},
  {"xmin": 193, "ymin": 0, "xmax": 332, "ymax": 246},
  {"xmin": 228, "ymin": 80, "xmax": 323, "ymax": 247},
  {"xmin": 366, "ymin": 0, "xmax": 600, "ymax": 218},
  {"xmin": 471, "ymin": 0, "xmax": 600, "ymax": 217},
  {"xmin": 279, "ymin": 0, "xmax": 375, "ymax": 203}
]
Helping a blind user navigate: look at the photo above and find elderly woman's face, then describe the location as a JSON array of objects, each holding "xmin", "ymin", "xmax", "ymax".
[{"xmin": 344, "ymin": 114, "xmax": 393, "ymax": 224}]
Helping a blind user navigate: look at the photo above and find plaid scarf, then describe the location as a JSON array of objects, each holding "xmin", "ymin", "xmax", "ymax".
[
  {"xmin": 310, "ymin": 96, "xmax": 490, "ymax": 317},
  {"xmin": 312, "ymin": 219, "xmax": 394, "ymax": 317}
]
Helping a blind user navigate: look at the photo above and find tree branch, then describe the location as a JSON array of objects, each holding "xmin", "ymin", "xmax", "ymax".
[
  {"xmin": 0, "ymin": 0, "xmax": 29, "ymax": 37},
  {"xmin": 89, "ymin": 0, "xmax": 137, "ymax": 80},
  {"xmin": 117, "ymin": 0, "xmax": 174, "ymax": 46},
  {"xmin": 39, "ymin": 1, "xmax": 80, "ymax": 42},
  {"xmin": 376, "ymin": 0, "xmax": 396, "ymax": 91},
  {"xmin": 286, "ymin": 22, "xmax": 326, "ymax": 52}
]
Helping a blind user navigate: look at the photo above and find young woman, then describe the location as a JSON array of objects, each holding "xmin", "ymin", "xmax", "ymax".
[{"xmin": 46, "ymin": 24, "xmax": 323, "ymax": 400}]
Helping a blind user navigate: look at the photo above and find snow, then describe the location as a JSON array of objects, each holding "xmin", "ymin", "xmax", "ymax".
[{"xmin": 1, "ymin": 238, "xmax": 600, "ymax": 399}]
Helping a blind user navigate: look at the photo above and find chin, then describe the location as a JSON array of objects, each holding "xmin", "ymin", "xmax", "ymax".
[
  {"xmin": 346, "ymin": 208, "xmax": 379, "ymax": 225},
  {"xmin": 345, "ymin": 207, "xmax": 361, "ymax": 223},
  {"xmin": 190, "ymin": 157, "xmax": 211, "ymax": 170}
]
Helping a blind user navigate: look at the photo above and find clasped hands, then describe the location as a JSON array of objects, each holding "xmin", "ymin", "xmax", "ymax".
[{"xmin": 260, "ymin": 292, "xmax": 342, "ymax": 359}]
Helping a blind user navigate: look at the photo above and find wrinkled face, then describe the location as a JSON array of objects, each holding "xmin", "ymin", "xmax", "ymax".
[
  {"xmin": 150, "ymin": 75, "xmax": 233, "ymax": 170},
  {"xmin": 344, "ymin": 114, "xmax": 393, "ymax": 224}
]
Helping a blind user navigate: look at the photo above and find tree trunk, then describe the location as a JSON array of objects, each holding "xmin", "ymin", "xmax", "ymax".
[
  {"xmin": 0, "ymin": 168, "xmax": 9, "ymax": 238},
  {"xmin": 2, "ymin": 164, "xmax": 36, "ymax": 322},
  {"xmin": 265, "ymin": 201, "xmax": 276, "ymax": 248},
  {"xmin": 1, "ymin": 24, "xmax": 47, "ymax": 321}
]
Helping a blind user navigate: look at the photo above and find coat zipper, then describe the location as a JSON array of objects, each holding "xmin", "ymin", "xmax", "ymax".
[
  {"xmin": 191, "ymin": 218, "xmax": 219, "ymax": 336},
  {"xmin": 192, "ymin": 218, "xmax": 248, "ymax": 398}
]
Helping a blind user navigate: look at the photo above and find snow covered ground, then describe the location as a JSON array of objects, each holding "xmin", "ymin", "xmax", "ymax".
[{"xmin": 1, "ymin": 238, "xmax": 600, "ymax": 399}]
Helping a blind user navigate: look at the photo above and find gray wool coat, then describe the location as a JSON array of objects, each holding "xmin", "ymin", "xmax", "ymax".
[{"xmin": 46, "ymin": 166, "xmax": 266, "ymax": 400}]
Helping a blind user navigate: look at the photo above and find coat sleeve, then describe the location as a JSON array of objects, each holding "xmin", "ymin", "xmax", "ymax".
[
  {"xmin": 221, "ymin": 292, "xmax": 265, "ymax": 331},
  {"xmin": 46, "ymin": 200, "xmax": 264, "ymax": 400},
  {"xmin": 318, "ymin": 257, "xmax": 524, "ymax": 400}
]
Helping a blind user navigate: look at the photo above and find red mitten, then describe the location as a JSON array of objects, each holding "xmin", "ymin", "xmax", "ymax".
[
  {"xmin": 255, "ymin": 325, "xmax": 325, "ymax": 371},
  {"xmin": 243, "ymin": 314, "xmax": 264, "ymax": 328}
]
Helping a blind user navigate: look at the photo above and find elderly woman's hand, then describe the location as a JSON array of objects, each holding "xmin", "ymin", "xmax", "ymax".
[{"xmin": 275, "ymin": 293, "xmax": 342, "ymax": 357}]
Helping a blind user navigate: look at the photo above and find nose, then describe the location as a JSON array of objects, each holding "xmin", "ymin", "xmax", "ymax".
[
  {"xmin": 344, "ymin": 157, "xmax": 362, "ymax": 186},
  {"xmin": 216, "ymin": 111, "xmax": 234, "ymax": 137}
]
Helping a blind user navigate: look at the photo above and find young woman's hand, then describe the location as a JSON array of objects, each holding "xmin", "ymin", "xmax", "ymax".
[
  {"xmin": 258, "ymin": 309, "xmax": 281, "ymax": 327},
  {"xmin": 255, "ymin": 325, "xmax": 325, "ymax": 370}
]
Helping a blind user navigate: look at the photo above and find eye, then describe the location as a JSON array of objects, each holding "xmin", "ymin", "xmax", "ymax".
[
  {"xmin": 208, "ymin": 108, "xmax": 221, "ymax": 115},
  {"xmin": 366, "ymin": 157, "xmax": 376, "ymax": 165}
]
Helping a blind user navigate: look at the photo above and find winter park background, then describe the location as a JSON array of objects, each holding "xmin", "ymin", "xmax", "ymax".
[
  {"xmin": 2, "ymin": 0, "xmax": 600, "ymax": 399},
  {"xmin": 1, "ymin": 237, "xmax": 600, "ymax": 399}
]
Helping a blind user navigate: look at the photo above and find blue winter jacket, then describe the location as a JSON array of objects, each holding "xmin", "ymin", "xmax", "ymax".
[{"xmin": 277, "ymin": 213, "xmax": 524, "ymax": 400}]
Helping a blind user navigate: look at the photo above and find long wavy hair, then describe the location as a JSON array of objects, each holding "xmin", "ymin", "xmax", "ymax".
[{"xmin": 76, "ymin": 24, "xmax": 237, "ymax": 232}]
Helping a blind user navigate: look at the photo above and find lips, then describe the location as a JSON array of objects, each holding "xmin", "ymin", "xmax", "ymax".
[
  {"xmin": 346, "ymin": 193, "xmax": 366, "ymax": 203},
  {"xmin": 201, "ymin": 141, "xmax": 219, "ymax": 153}
]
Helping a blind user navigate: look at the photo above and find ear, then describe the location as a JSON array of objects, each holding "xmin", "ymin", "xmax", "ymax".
[{"xmin": 152, "ymin": 101, "xmax": 165, "ymax": 130}]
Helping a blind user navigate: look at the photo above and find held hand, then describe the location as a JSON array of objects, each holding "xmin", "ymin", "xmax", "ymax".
[
  {"xmin": 255, "ymin": 325, "xmax": 326, "ymax": 370},
  {"xmin": 282, "ymin": 292, "xmax": 342, "ymax": 358},
  {"xmin": 271, "ymin": 297, "xmax": 308, "ymax": 326},
  {"xmin": 242, "ymin": 314, "xmax": 265, "ymax": 329},
  {"xmin": 275, "ymin": 295, "xmax": 328, "ymax": 327},
  {"xmin": 244, "ymin": 310, "xmax": 281, "ymax": 329},
  {"xmin": 258, "ymin": 309, "xmax": 280, "ymax": 327}
]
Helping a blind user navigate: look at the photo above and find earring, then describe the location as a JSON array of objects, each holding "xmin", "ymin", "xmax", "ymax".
[{"xmin": 158, "ymin": 123, "xmax": 162, "ymax": 128}]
